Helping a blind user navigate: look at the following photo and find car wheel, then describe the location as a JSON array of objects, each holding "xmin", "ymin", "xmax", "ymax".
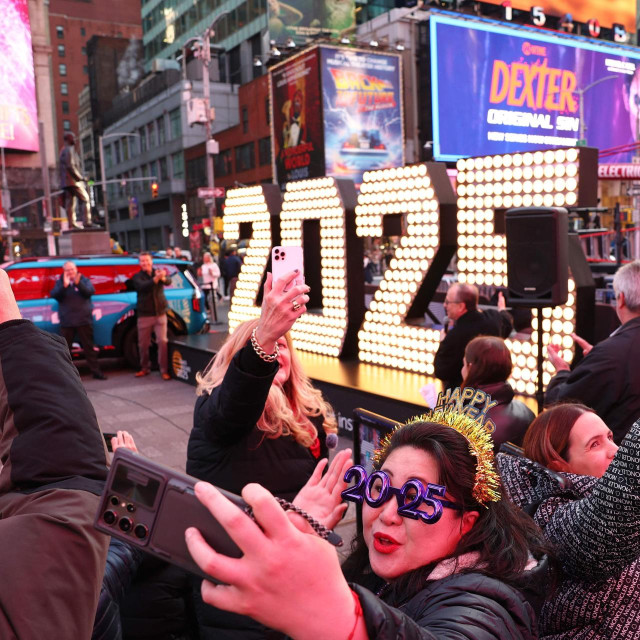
[{"xmin": 122, "ymin": 326, "xmax": 140, "ymax": 370}]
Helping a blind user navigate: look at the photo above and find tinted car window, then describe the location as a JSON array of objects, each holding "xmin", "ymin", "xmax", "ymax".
[{"xmin": 80, "ymin": 264, "xmax": 138, "ymax": 295}]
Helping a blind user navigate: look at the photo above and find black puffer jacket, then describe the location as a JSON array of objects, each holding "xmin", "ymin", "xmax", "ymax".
[
  {"xmin": 480, "ymin": 381, "xmax": 535, "ymax": 451},
  {"xmin": 352, "ymin": 554, "xmax": 545, "ymax": 639},
  {"xmin": 497, "ymin": 420, "xmax": 640, "ymax": 639}
]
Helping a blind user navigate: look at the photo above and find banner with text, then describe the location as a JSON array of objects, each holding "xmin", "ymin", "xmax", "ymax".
[{"xmin": 430, "ymin": 14, "xmax": 640, "ymax": 163}]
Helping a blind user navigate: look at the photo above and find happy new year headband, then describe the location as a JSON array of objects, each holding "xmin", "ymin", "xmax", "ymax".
[{"xmin": 373, "ymin": 386, "xmax": 501, "ymax": 507}]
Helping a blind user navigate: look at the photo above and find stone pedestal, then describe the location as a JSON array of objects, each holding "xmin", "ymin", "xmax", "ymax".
[{"xmin": 58, "ymin": 230, "xmax": 111, "ymax": 256}]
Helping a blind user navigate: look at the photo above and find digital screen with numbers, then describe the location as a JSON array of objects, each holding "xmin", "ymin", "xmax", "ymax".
[
  {"xmin": 0, "ymin": 0, "xmax": 38, "ymax": 152},
  {"xmin": 430, "ymin": 14, "xmax": 640, "ymax": 162}
]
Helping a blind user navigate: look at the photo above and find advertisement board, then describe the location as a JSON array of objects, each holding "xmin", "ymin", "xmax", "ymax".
[
  {"xmin": 481, "ymin": 0, "xmax": 635, "ymax": 31},
  {"xmin": 430, "ymin": 14, "xmax": 640, "ymax": 163},
  {"xmin": 268, "ymin": 0, "xmax": 356, "ymax": 45},
  {"xmin": 321, "ymin": 47, "xmax": 403, "ymax": 187},
  {"xmin": 0, "ymin": 0, "xmax": 38, "ymax": 152},
  {"xmin": 270, "ymin": 48, "xmax": 325, "ymax": 187}
]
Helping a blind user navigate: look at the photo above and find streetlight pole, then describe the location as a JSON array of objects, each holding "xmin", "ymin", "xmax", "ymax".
[
  {"xmin": 577, "ymin": 74, "xmax": 619, "ymax": 142},
  {"xmin": 99, "ymin": 131, "xmax": 140, "ymax": 236}
]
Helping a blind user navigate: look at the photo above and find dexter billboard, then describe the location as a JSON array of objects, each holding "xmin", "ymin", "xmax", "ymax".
[
  {"xmin": 430, "ymin": 14, "xmax": 640, "ymax": 163},
  {"xmin": 0, "ymin": 0, "xmax": 38, "ymax": 152},
  {"xmin": 270, "ymin": 46, "xmax": 403, "ymax": 188}
]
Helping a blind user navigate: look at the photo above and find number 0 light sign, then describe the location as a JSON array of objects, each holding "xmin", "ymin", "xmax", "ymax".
[{"xmin": 223, "ymin": 147, "xmax": 596, "ymax": 396}]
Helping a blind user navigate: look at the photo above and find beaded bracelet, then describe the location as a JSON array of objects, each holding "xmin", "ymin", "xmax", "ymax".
[{"xmin": 250, "ymin": 327, "xmax": 279, "ymax": 362}]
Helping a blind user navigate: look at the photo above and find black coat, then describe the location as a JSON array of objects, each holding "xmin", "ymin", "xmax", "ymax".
[
  {"xmin": 498, "ymin": 418, "xmax": 640, "ymax": 639},
  {"xmin": 50, "ymin": 274, "xmax": 95, "ymax": 327},
  {"xmin": 545, "ymin": 316, "xmax": 640, "ymax": 443},
  {"xmin": 187, "ymin": 341, "xmax": 329, "ymax": 640},
  {"xmin": 480, "ymin": 381, "xmax": 535, "ymax": 451},
  {"xmin": 130, "ymin": 269, "xmax": 170, "ymax": 317},
  {"xmin": 434, "ymin": 309, "xmax": 513, "ymax": 390},
  {"xmin": 352, "ymin": 557, "xmax": 544, "ymax": 639}
]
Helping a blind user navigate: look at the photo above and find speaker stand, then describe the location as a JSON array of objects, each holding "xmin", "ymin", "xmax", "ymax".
[{"xmin": 535, "ymin": 308, "xmax": 546, "ymax": 414}]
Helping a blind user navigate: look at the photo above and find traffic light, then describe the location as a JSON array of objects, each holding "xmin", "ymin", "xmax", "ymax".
[{"xmin": 151, "ymin": 181, "xmax": 159, "ymax": 199}]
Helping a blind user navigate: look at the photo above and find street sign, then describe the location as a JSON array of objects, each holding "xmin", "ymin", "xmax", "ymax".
[
  {"xmin": 198, "ymin": 187, "xmax": 225, "ymax": 199},
  {"xmin": 1, "ymin": 229, "xmax": 19, "ymax": 236},
  {"xmin": 626, "ymin": 187, "xmax": 640, "ymax": 196}
]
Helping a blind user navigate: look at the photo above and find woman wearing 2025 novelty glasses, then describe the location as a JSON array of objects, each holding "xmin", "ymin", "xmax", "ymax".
[{"xmin": 185, "ymin": 409, "xmax": 550, "ymax": 639}]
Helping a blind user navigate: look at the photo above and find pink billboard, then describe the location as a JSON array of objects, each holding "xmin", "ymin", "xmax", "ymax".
[{"xmin": 0, "ymin": 0, "xmax": 39, "ymax": 152}]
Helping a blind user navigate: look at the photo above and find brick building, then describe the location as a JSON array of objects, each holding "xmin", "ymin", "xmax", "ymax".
[{"xmin": 48, "ymin": 0, "xmax": 142, "ymax": 152}]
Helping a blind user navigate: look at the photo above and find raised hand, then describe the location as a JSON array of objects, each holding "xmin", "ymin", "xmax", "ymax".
[
  {"xmin": 292, "ymin": 448, "xmax": 353, "ymax": 531},
  {"xmin": 110, "ymin": 430, "xmax": 139, "ymax": 454},
  {"xmin": 254, "ymin": 271, "xmax": 310, "ymax": 353},
  {"xmin": 547, "ymin": 342, "xmax": 570, "ymax": 372},
  {"xmin": 186, "ymin": 482, "xmax": 359, "ymax": 640},
  {"xmin": 571, "ymin": 332, "xmax": 593, "ymax": 356}
]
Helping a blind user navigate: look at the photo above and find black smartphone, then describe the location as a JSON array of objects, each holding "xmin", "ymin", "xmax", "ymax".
[
  {"xmin": 95, "ymin": 448, "xmax": 246, "ymax": 580},
  {"xmin": 102, "ymin": 432, "xmax": 116, "ymax": 453}
]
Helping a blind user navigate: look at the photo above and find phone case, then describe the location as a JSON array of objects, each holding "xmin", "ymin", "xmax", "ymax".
[
  {"xmin": 95, "ymin": 449, "xmax": 245, "ymax": 580},
  {"xmin": 272, "ymin": 246, "xmax": 304, "ymax": 293}
]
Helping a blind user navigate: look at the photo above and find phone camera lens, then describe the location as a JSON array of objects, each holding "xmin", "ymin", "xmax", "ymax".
[
  {"xmin": 134, "ymin": 524, "xmax": 149, "ymax": 539},
  {"xmin": 110, "ymin": 495, "xmax": 119, "ymax": 506},
  {"xmin": 119, "ymin": 517, "xmax": 133, "ymax": 532},
  {"xmin": 126, "ymin": 503, "xmax": 136, "ymax": 513},
  {"xmin": 281, "ymin": 251, "xmax": 286, "ymax": 258},
  {"xmin": 103, "ymin": 510, "xmax": 117, "ymax": 525}
]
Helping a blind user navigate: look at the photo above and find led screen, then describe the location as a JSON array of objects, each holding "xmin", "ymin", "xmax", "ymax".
[
  {"xmin": 0, "ymin": 0, "xmax": 38, "ymax": 152},
  {"xmin": 482, "ymin": 0, "xmax": 635, "ymax": 31},
  {"xmin": 321, "ymin": 47, "xmax": 404, "ymax": 187},
  {"xmin": 430, "ymin": 14, "xmax": 640, "ymax": 163}
]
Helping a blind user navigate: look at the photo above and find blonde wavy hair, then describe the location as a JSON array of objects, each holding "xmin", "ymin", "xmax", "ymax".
[{"xmin": 196, "ymin": 318, "xmax": 337, "ymax": 447}]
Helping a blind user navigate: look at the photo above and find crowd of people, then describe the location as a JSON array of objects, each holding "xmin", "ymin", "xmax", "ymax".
[{"xmin": 2, "ymin": 253, "xmax": 640, "ymax": 639}]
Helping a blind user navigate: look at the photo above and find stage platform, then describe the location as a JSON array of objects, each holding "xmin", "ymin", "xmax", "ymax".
[{"xmin": 168, "ymin": 332, "xmax": 537, "ymax": 439}]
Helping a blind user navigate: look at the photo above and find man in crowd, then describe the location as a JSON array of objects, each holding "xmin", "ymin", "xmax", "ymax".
[
  {"xmin": 546, "ymin": 260, "xmax": 640, "ymax": 443},
  {"xmin": 165, "ymin": 246, "xmax": 175, "ymax": 258},
  {"xmin": 131, "ymin": 252, "xmax": 171, "ymax": 380},
  {"xmin": 222, "ymin": 247, "xmax": 242, "ymax": 299},
  {"xmin": 174, "ymin": 246, "xmax": 188, "ymax": 261},
  {"xmin": 50, "ymin": 260, "xmax": 106, "ymax": 380},
  {"xmin": 434, "ymin": 283, "xmax": 512, "ymax": 390},
  {"xmin": 0, "ymin": 268, "xmax": 109, "ymax": 637}
]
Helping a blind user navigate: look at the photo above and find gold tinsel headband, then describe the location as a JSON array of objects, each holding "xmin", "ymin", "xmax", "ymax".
[{"xmin": 372, "ymin": 394, "xmax": 501, "ymax": 507}]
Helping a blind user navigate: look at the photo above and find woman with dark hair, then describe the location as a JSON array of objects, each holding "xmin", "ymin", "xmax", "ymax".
[
  {"xmin": 185, "ymin": 411, "xmax": 550, "ymax": 639},
  {"xmin": 498, "ymin": 403, "xmax": 640, "ymax": 639},
  {"xmin": 462, "ymin": 335, "xmax": 535, "ymax": 450}
]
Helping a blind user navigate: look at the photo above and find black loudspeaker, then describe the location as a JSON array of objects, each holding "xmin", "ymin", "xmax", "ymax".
[{"xmin": 505, "ymin": 207, "xmax": 568, "ymax": 307}]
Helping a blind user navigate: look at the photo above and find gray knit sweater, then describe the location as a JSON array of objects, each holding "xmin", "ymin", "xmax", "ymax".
[{"xmin": 497, "ymin": 419, "xmax": 640, "ymax": 640}]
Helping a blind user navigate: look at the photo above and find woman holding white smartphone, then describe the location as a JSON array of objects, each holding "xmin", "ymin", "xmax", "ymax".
[{"xmin": 187, "ymin": 259, "xmax": 340, "ymax": 639}]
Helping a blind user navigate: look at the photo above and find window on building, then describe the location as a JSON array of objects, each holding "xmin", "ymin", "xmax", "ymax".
[
  {"xmin": 83, "ymin": 65, "xmax": 88, "ymax": 74},
  {"xmin": 186, "ymin": 156, "xmax": 206, "ymax": 190},
  {"xmin": 157, "ymin": 116, "xmax": 166, "ymax": 145},
  {"xmin": 57, "ymin": 45, "xmax": 65, "ymax": 57},
  {"xmin": 82, "ymin": 136, "xmax": 91, "ymax": 156},
  {"xmin": 235, "ymin": 142, "xmax": 255, "ymax": 172},
  {"xmin": 139, "ymin": 127, "xmax": 147, "ymax": 152},
  {"xmin": 242, "ymin": 106, "xmax": 249, "ymax": 134},
  {"xmin": 56, "ymin": 26, "xmax": 64, "ymax": 39},
  {"xmin": 122, "ymin": 137, "xmax": 129, "ymax": 161},
  {"xmin": 258, "ymin": 137, "xmax": 271, "ymax": 166},
  {"xmin": 61, "ymin": 82, "xmax": 68, "ymax": 95},
  {"xmin": 63, "ymin": 120, "xmax": 71, "ymax": 130},
  {"xmin": 62, "ymin": 101, "xmax": 69, "ymax": 114},
  {"xmin": 214, "ymin": 149, "xmax": 232, "ymax": 177},
  {"xmin": 81, "ymin": 47, "xmax": 86, "ymax": 55},
  {"xmin": 265, "ymin": 97, "xmax": 270, "ymax": 125},
  {"xmin": 80, "ymin": 27, "xmax": 86, "ymax": 36},
  {"xmin": 114, "ymin": 140, "xmax": 121, "ymax": 164},
  {"xmin": 104, "ymin": 145, "xmax": 113, "ymax": 170},
  {"xmin": 169, "ymin": 108, "xmax": 181, "ymax": 139},
  {"xmin": 229, "ymin": 45, "xmax": 241, "ymax": 85},
  {"xmin": 171, "ymin": 152, "xmax": 184, "ymax": 179},
  {"xmin": 59, "ymin": 64, "xmax": 67, "ymax": 76},
  {"xmin": 149, "ymin": 160, "xmax": 158, "ymax": 181},
  {"xmin": 147, "ymin": 122, "xmax": 156, "ymax": 147},
  {"xmin": 159, "ymin": 157, "xmax": 168, "ymax": 181}
]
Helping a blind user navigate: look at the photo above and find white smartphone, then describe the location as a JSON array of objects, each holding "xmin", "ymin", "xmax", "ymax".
[{"xmin": 272, "ymin": 246, "xmax": 305, "ymax": 293}]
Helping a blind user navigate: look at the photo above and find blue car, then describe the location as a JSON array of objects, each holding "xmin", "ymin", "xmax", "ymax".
[{"xmin": 3, "ymin": 255, "xmax": 209, "ymax": 368}]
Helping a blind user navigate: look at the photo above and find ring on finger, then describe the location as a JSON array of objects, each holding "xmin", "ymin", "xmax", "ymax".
[{"xmin": 292, "ymin": 300, "xmax": 301, "ymax": 311}]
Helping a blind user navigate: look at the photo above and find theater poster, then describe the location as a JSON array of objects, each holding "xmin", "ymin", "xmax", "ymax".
[
  {"xmin": 268, "ymin": 0, "xmax": 356, "ymax": 45},
  {"xmin": 0, "ymin": 0, "xmax": 38, "ymax": 152},
  {"xmin": 320, "ymin": 47, "xmax": 404, "ymax": 187},
  {"xmin": 270, "ymin": 48, "xmax": 325, "ymax": 188},
  {"xmin": 430, "ymin": 14, "xmax": 640, "ymax": 163}
]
